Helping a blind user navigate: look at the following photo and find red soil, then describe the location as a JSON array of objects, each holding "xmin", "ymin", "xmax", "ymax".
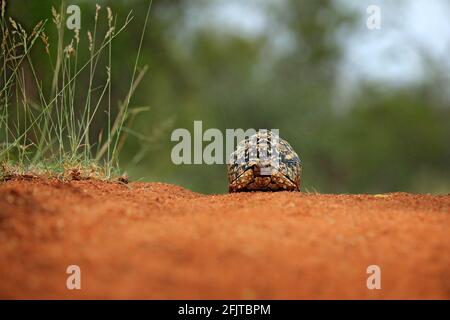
[{"xmin": 0, "ymin": 178, "xmax": 449, "ymax": 299}]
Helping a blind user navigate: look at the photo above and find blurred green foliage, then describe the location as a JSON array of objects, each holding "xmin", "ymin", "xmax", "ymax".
[{"xmin": 5, "ymin": 0, "xmax": 450, "ymax": 194}]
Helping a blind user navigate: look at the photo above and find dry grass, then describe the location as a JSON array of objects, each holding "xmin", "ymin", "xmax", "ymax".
[{"xmin": 0, "ymin": 0, "xmax": 152, "ymax": 181}]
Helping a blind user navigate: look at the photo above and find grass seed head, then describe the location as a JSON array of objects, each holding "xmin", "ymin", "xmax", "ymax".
[
  {"xmin": 9, "ymin": 17, "xmax": 26, "ymax": 39},
  {"xmin": 1, "ymin": 28, "xmax": 8, "ymax": 51},
  {"xmin": 9, "ymin": 17, "xmax": 17, "ymax": 30},
  {"xmin": 74, "ymin": 28, "xmax": 80, "ymax": 44},
  {"xmin": 107, "ymin": 7, "xmax": 113, "ymax": 26},
  {"xmin": 87, "ymin": 30, "xmax": 93, "ymax": 52},
  {"xmin": 105, "ymin": 27, "xmax": 114, "ymax": 40},
  {"xmin": 95, "ymin": 4, "xmax": 101, "ymax": 21},
  {"xmin": 64, "ymin": 40, "xmax": 75, "ymax": 58},
  {"xmin": 1, "ymin": 0, "xmax": 5, "ymax": 19},
  {"xmin": 40, "ymin": 31, "xmax": 50, "ymax": 54},
  {"xmin": 51, "ymin": 6, "xmax": 61, "ymax": 27},
  {"xmin": 29, "ymin": 20, "xmax": 43, "ymax": 41}
]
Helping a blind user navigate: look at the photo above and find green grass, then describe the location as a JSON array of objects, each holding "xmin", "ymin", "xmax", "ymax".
[{"xmin": 0, "ymin": 0, "xmax": 152, "ymax": 181}]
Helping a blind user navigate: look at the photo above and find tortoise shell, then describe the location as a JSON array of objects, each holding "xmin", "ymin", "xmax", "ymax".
[{"xmin": 227, "ymin": 130, "xmax": 302, "ymax": 192}]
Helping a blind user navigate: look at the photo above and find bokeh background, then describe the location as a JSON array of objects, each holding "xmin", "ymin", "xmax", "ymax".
[{"xmin": 7, "ymin": 0, "xmax": 450, "ymax": 194}]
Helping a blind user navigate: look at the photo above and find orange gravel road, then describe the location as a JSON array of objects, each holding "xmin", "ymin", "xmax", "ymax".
[{"xmin": 0, "ymin": 178, "xmax": 449, "ymax": 299}]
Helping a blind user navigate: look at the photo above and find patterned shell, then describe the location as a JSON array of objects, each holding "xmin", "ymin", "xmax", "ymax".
[{"xmin": 227, "ymin": 130, "xmax": 302, "ymax": 192}]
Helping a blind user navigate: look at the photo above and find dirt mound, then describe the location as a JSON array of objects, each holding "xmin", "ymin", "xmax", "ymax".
[{"xmin": 0, "ymin": 178, "xmax": 449, "ymax": 299}]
